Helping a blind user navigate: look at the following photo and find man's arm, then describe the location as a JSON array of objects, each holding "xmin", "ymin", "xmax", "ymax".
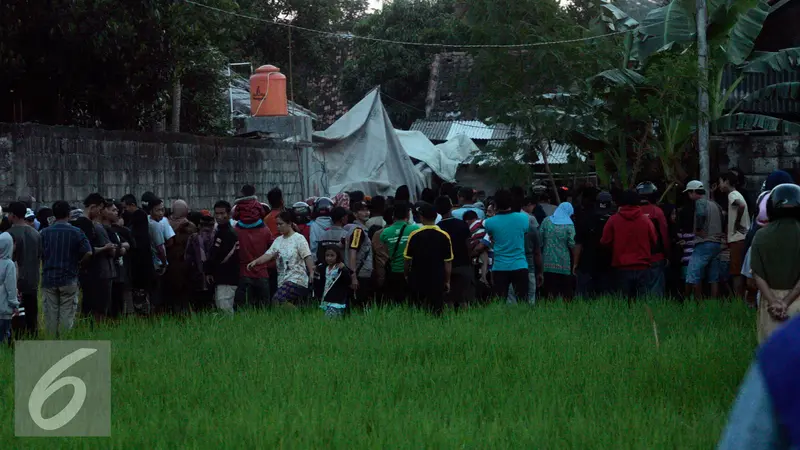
[
  {"xmin": 733, "ymin": 198, "xmax": 747, "ymax": 233},
  {"xmin": 444, "ymin": 260, "xmax": 452, "ymax": 292}
]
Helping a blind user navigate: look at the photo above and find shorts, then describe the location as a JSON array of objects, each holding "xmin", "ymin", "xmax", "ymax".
[
  {"xmin": 728, "ymin": 240, "xmax": 746, "ymax": 276},
  {"xmin": 686, "ymin": 241, "xmax": 722, "ymax": 285},
  {"xmin": 274, "ymin": 282, "xmax": 310, "ymax": 305}
]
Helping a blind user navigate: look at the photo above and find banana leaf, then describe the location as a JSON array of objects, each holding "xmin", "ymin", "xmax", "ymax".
[
  {"xmin": 740, "ymin": 82, "xmax": 800, "ymax": 103},
  {"xmin": 715, "ymin": 113, "xmax": 800, "ymax": 134},
  {"xmin": 634, "ymin": 0, "xmax": 696, "ymax": 63},
  {"xmin": 742, "ymin": 47, "xmax": 800, "ymax": 73},
  {"xmin": 590, "ymin": 68, "xmax": 647, "ymax": 87},
  {"xmin": 723, "ymin": 0, "xmax": 770, "ymax": 65}
]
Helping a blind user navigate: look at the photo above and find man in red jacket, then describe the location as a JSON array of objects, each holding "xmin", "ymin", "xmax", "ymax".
[
  {"xmin": 601, "ymin": 190, "xmax": 657, "ymax": 300},
  {"xmin": 636, "ymin": 182, "xmax": 670, "ymax": 297},
  {"xmin": 234, "ymin": 185, "xmax": 273, "ymax": 308}
]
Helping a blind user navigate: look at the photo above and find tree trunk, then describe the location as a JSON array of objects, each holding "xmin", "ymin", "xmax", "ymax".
[
  {"xmin": 544, "ymin": 141, "xmax": 561, "ymax": 204},
  {"xmin": 170, "ymin": 76, "xmax": 182, "ymax": 133},
  {"xmin": 696, "ymin": 0, "xmax": 710, "ymax": 194}
]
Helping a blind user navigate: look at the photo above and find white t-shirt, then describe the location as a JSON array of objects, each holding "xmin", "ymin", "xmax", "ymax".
[
  {"xmin": 266, "ymin": 232, "xmax": 312, "ymax": 287},
  {"xmin": 727, "ymin": 190, "xmax": 751, "ymax": 243}
]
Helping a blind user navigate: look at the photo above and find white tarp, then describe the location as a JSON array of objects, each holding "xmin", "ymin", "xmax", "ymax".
[
  {"xmin": 312, "ymin": 88, "xmax": 426, "ymax": 198},
  {"xmin": 395, "ymin": 130, "xmax": 478, "ymax": 183}
]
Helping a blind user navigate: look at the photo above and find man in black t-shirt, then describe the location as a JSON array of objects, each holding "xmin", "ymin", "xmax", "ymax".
[
  {"xmin": 435, "ymin": 196, "xmax": 473, "ymax": 309},
  {"xmin": 403, "ymin": 203, "xmax": 453, "ymax": 315},
  {"xmin": 574, "ymin": 191, "xmax": 615, "ymax": 297}
]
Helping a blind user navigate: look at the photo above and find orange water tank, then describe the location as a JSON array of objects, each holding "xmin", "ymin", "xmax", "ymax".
[{"xmin": 250, "ymin": 65, "xmax": 288, "ymax": 116}]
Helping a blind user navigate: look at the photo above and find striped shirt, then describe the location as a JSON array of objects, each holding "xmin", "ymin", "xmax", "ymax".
[{"xmin": 41, "ymin": 222, "xmax": 92, "ymax": 288}]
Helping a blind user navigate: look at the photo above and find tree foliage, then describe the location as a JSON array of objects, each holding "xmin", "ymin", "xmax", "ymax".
[
  {"xmin": 340, "ymin": 0, "xmax": 468, "ymax": 128},
  {"xmin": 0, "ymin": 0, "xmax": 368, "ymax": 134}
]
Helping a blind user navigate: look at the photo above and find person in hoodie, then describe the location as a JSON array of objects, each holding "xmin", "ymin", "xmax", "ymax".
[
  {"xmin": 317, "ymin": 206, "xmax": 349, "ymax": 262},
  {"xmin": 233, "ymin": 185, "xmax": 273, "ymax": 308},
  {"xmin": 314, "ymin": 245, "xmax": 352, "ymax": 318},
  {"xmin": 0, "ymin": 233, "xmax": 19, "ymax": 346},
  {"xmin": 600, "ymin": 190, "xmax": 657, "ymax": 300},
  {"xmin": 636, "ymin": 182, "xmax": 670, "ymax": 297},
  {"xmin": 207, "ymin": 201, "xmax": 239, "ymax": 313},
  {"xmin": 310, "ymin": 197, "xmax": 334, "ymax": 263}
]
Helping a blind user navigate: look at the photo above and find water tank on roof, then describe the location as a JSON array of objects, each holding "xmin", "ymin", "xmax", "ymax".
[{"xmin": 249, "ymin": 65, "xmax": 288, "ymax": 117}]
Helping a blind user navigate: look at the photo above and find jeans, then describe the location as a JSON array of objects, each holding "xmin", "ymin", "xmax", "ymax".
[
  {"xmin": 235, "ymin": 277, "xmax": 271, "ymax": 309},
  {"xmin": 647, "ymin": 259, "xmax": 667, "ymax": 297},
  {"xmin": 686, "ymin": 241, "xmax": 722, "ymax": 285},
  {"xmin": 43, "ymin": 284, "xmax": 80, "ymax": 337},
  {"xmin": 493, "ymin": 269, "xmax": 529, "ymax": 301},
  {"xmin": 508, "ymin": 268, "xmax": 537, "ymax": 305},
  {"xmin": 617, "ymin": 269, "xmax": 650, "ymax": 299}
]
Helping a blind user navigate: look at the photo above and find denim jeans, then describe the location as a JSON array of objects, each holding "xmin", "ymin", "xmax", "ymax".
[
  {"xmin": 686, "ymin": 241, "xmax": 722, "ymax": 285},
  {"xmin": 647, "ymin": 260, "xmax": 667, "ymax": 297},
  {"xmin": 235, "ymin": 277, "xmax": 271, "ymax": 309},
  {"xmin": 617, "ymin": 269, "xmax": 650, "ymax": 299}
]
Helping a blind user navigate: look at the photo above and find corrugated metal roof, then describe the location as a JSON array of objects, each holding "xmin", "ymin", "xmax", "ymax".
[
  {"xmin": 409, "ymin": 119, "xmax": 584, "ymax": 165},
  {"xmin": 722, "ymin": 65, "xmax": 800, "ymax": 115},
  {"xmin": 409, "ymin": 120, "xmax": 521, "ymax": 141}
]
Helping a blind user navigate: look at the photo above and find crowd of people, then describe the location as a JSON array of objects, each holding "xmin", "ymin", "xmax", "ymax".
[{"xmin": 1, "ymin": 168, "xmax": 800, "ymax": 344}]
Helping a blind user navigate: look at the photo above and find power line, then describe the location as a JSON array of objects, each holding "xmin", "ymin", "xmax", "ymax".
[{"xmin": 184, "ymin": 0, "xmax": 662, "ymax": 49}]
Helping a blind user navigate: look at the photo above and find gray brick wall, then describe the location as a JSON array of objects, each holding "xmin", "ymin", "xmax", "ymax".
[{"xmin": 0, "ymin": 123, "xmax": 304, "ymax": 210}]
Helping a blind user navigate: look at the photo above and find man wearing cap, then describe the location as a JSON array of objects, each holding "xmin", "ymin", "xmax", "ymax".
[
  {"xmin": 403, "ymin": 202, "xmax": 453, "ymax": 315},
  {"xmin": 684, "ymin": 180, "xmax": 726, "ymax": 299},
  {"xmin": 346, "ymin": 201, "xmax": 374, "ymax": 308},
  {"xmin": 6, "ymin": 201, "xmax": 42, "ymax": 337}
]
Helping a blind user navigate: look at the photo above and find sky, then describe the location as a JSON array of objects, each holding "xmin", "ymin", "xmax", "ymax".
[{"xmin": 369, "ymin": 0, "xmax": 383, "ymax": 11}]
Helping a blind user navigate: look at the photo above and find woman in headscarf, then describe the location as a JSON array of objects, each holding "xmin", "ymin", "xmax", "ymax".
[
  {"xmin": 165, "ymin": 199, "xmax": 196, "ymax": 314},
  {"xmin": 540, "ymin": 202, "xmax": 577, "ymax": 301}
]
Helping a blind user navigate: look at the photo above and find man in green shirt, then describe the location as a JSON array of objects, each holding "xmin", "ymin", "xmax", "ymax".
[{"xmin": 379, "ymin": 202, "xmax": 420, "ymax": 304}]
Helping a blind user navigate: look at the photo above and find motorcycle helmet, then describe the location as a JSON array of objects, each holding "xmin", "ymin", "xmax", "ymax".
[
  {"xmin": 635, "ymin": 181, "xmax": 658, "ymax": 204},
  {"xmin": 314, "ymin": 197, "xmax": 334, "ymax": 217},
  {"xmin": 292, "ymin": 202, "xmax": 312, "ymax": 224},
  {"xmin": 767, "ymin": 183, "xmax": 800, "ymax": 221}
]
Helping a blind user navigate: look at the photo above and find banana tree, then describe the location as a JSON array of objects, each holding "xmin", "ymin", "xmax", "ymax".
[{"xmin": 630, "ymin": 0, "xmax": 800, "ymax": 133}]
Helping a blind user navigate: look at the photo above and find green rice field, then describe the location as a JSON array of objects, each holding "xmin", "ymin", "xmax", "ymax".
[{"xmin": 1, "ymin": 299, "xmax": 756, "ymax": 448}]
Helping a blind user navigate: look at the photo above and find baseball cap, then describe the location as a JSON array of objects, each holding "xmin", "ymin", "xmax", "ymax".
[
  {"xmin": 351, "ymin": 201, "xmax": 369, "ymax": 211},
  {"xmin": 683, "ymin": 180, "xmax": 704, "ymax": 192},
  {"xmin": 25, "ymin": 208, "xmax": 35, "ymax": 220}
]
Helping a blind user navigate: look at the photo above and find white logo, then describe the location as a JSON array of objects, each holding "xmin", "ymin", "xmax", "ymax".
[{"xmin": 28, "ymin": 348, "xmax": 98, "ymax": 431}]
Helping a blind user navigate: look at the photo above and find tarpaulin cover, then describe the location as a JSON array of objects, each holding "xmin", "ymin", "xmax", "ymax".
[
  {"xmin": 312, "ymin": 88, "xmax": 426, "ymax": 199},
  {"xmin": 396, "ymin": 130, "xmax": 478, "ymax": 183}
]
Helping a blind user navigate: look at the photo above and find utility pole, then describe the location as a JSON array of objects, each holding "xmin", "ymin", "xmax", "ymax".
[{"xmin": 696, "ymin": 0, "xmax": 710, "ymax": 194}]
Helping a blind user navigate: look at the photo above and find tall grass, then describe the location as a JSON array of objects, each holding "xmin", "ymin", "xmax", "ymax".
[{"xmin": 0, "ymin": 299, "xmax": 755, "ymax": 449}]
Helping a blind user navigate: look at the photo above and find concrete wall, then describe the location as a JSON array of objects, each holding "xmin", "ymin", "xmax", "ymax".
[
  {"xmin": 0, "ymin": 123, "xmax": 305, "ymax": 210},
  {"xmin": 716, "ymin": 135, "xmax": 800, "ymax": 191}
]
